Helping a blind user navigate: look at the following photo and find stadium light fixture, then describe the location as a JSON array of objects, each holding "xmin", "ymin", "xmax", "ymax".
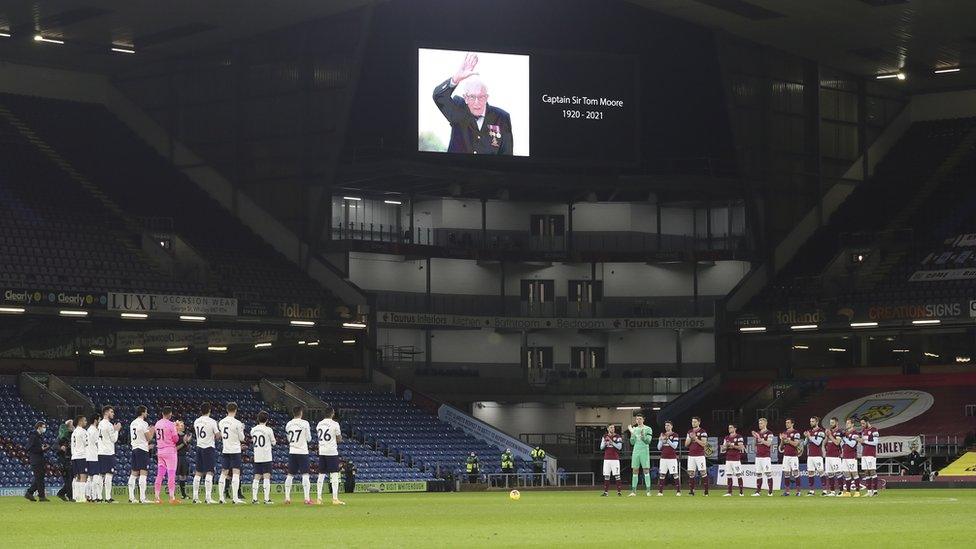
[
  {"xmin": 34, "ymin": 34, "xmax": 65, "ymax": 44},
  {"xmin": 934, "ymin": 67, "xmax": 960, "ymax": 74},
  {"xmin": 384, "ymin": 200, "xmax": 402, "ymax": 205},
  {"xmin": 955, "ymin": 356, "xmax": 971, "ymax": 363},
  {"xmin": 343, "ymin": 196, "xmax": 362, "ymax": 201},
  {"xmin": 298, "ymin": 340, "xmax": 306, "ymax": 345},
  {"xmin": 128, "ymin": 348, "xmax": 144, "ymax": 354},
  {"xmin": 923, "ymin": 352, "xmax": 940, "ymax": 358},
  {"xmin": 790, "ymin": 324, "xmax": 817, "ymax": 331},
  {"xmin": 59, "ymin": 309, "xmax": 88, "ymax": 317},
  {"xmin": 89, "ymin": 349, "xmax": 104, "ymax": 356},
  {"xmin": 827, "ymin": 348, "xmax": 847, "ymax": 353},
  {"xmin": 0, "ymin": 32, "xmax": 11, "ymax": 38},
  {"xmin": 179, "ymin": 315, "xmax": 206, "ymax": 322},
  {"xmin": 120, "ymin": 312, "xmax": 148, "ymax": 320},
  {"xmin": 875, "ymin": 72, "xmax": 905, "ymax": 81},
  {"xmin": 651, "ymin": 406, "xmax": 661, "ymax": 411},
  {"xmin": 165, "ymin": 346, "xmax": 188, "ymax": 353},
  {"xmin": 289, "ymin": 320, "xmax": 315, "ymax": 327},
  {"xmin": 342, "ymin": 322, "xmax": 367, "ymax": 329},
  {"xmin": 792, "ymin": 345, "xmax": 809, "ymax": 350},
  {"xmin": 0, "ymin": 307, "xmax": 26, "ymax": 314},
  {"xmin": 615, "ymin": 406, "xmax": 641, "ymax": 410},
  {"xmin": 208, "ymin": 346, "xmax": 228, "ymax": 352},
  {"xmin": 110, "ymin": 46, "xmax": 135, "ymax": 54},
  {"xmin": 850, "ymin": 321, "xmax": 878, "ymax": 328},
  {"xmin": 307, "ymin": 341, "xmax": 320, "ymax": 347},
  {"xmin": 892, "ymin": 349, "xmax": 911, "ymax": 353},
  {"xmin": 738, "ymin": 326, "xmax": 766, "ymax": 333},
  {"xmin": 254, "ymin": 342, "xmax": 272, "ymax": 349},
  {"xmin": 342, "ymin": 339, "xmax": 356, "ymax": 345},
  {"xmin": 912, "ymin": 319, "xmax": 940, "ymax": 325}
]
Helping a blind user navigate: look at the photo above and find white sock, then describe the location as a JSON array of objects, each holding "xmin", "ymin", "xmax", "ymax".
[
  {"xmin": 92, "ymin": 475, "xmax": 102, "ymax": 500},
  {"xmin": 103, "ymin": 474, "xmax": 113, "ymax": 500},
  {"xmin": 231, "ymin": 472, "xmax": 240, "ymax": 502},
  {"xmin": 139, "ymin": 475, "xmax": 147, "ymax": 502},
  {"xmin": 302, "ymin": 474, "xmax": 310, "ymax": 501},
  {"xmin": 73, "ymin": 480, "xmax": 81, "ymax": 502},
  {"xmin": 128, "ymin": 474, "xmax": 136, "ymax": 501},
  {"xmin": 317, "ymin": 473, "xmax": 325, "ymax": 500},
  {"xmin": 192, "ymin": 475, "xmax": 201, "ymax": 501},
  {"xmin": 204, "ymin": 474, "xmax": 213, "ymax": 502},
  {"xmin": 84, "ymin": 477, "xmax": 91, "ymax": 499},
  {"xmin": 252, "ymin": 478, "xmax": 260, "ymax": 501},
  {"xmin": 263, "ymin": 478, "xmax": 271, "ymax": 502},
  {"xmin": 218, "ymin": 472, "xmax": 228, "ymax": 502},
  {"xmin": 284, "ymin": 475, "xmax": 293, "ymax": 501},
  {"xmin": 330, "ymin": 472, "xmax": 340, "ymax": 501}
]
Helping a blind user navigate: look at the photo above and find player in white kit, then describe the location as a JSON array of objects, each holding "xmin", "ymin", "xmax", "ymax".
[
  {"xmin": 96, "ymin": 406, "xmax": 121, "ymax": 502},
  {"xmin": 127, "ymin": 406, "xmax": 152, "ymax": 503},
  {"xmin": 69, "ymin": 415, "xmax": 89, "ymax": 503},
  {"xmin": 218, "ymin": 402, "xmax": 246, "ymax": 504},
  {"xmin": 316, "ymin": 406, "xmax": 345, "ymax": 505},
  {"xmin": 85, "ymin": 413, "xmax": 101, "ymax": 501},
  {"xmin": 192, "ymin": 403, "xmax": 221, "ymax": 504},
  {"xmin": 250, "ymin": 411, "xmax": 276, "ymax": 504},
  {"xmin": 285, "ymin": 406, "xmax": 312, "ymax": 504}
]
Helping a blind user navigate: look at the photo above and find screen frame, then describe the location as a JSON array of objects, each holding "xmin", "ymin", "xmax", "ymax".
[{"xmin": 415, "ymin": 42, "xmax": 641, "ymax": 168}]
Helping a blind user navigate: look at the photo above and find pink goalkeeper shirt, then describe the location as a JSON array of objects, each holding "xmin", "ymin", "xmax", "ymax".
[{"xmin": 153, "ymin": 418, "xmax": 179, "ymax": 453}]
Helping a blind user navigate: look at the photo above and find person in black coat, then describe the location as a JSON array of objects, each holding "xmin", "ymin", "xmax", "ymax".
[
  {"xmin": 56, "ymin": 420, "xmax": 73, "ymax": 501},
  {"xmin": 432, "ymin": 53, "xmax": 514, "ymax": 156},
  {"xmin": 25, "ymin": 421, "xmax": 50, "ymax": 501}
]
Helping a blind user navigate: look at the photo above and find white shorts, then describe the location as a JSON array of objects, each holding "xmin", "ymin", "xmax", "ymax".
[
  {"xmin": 825, "ymin": 457, "xmax": 842, "ymax": 475},
  {"xmin": 659, "ymin": 458, "xmax": 678, "ymax": 476},
  {"xmin": 782, "ymin": 456, "xmax": 799, "ymax": 472},
  {"xmin": 603, "ymin": 459, "xmax": 620, "ymax": 477},
  {"xmin": 755, "ymin": 457, "xmax": 772, "ymax": 474},
  {"xmin": 843, "ymin": 458, "xmax": 858, "ymax": 473},
  {"xmin": 860, "ymin": 456, "xmax": 876, "ymax": 470},
  {"xmin": 725, "ymin": 461, "xmax": 742, "ymax": 477},
  {"xmin": 686, "ymin": 455, "xmax": 707, "ymax": 472},
  {"xmin": 806, "ymin": 456, "xmax": 824, "ymax": 473}
]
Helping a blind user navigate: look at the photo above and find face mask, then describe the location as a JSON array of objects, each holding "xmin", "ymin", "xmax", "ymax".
[{"xmin": 38, "ymin": 428, "xmax": 46, "ymax": 434}]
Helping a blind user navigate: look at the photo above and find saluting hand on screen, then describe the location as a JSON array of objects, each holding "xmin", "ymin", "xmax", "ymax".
[{"xmin": 452, "ymin": 53, "xmax": 479, "ymax": 85}]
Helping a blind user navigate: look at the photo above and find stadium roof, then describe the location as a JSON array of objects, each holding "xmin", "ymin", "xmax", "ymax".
[
  {"xmin": 631, "ymin": 0, "xmax": 976, "ymax": 91},
  {"xmin": 0, "ymin": 0, "xmax": 374, "ymax": 72}
]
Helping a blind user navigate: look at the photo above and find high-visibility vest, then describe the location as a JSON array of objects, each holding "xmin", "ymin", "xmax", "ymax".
[
  {"xmin": 531, "ymin": 448, "xmax": 546, "ymax": 462},
  {"xmin": 466, "ymin": 457, "xmax": 479, "ymax": 473},
  {"xmin": 501, "ymin": 452, "xmax": 514, "ymax": 469}
]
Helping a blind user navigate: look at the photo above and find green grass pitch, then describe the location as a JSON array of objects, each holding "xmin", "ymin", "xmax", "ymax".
[{"xmin": 3, "ymin": 489, "xmax": 975, "ymax": 547}]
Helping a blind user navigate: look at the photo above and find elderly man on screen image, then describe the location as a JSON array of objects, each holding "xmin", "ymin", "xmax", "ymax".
[{"xmin": 432, "ymin": 52, "xmax": 513, "ymax": 155}]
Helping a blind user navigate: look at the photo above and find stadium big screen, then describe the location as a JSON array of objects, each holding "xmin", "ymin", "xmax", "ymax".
[{"xmin": 418, "ymin": 47, "xmax": 639, "ymax": 165}]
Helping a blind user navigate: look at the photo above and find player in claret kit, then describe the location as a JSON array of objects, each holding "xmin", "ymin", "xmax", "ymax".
[
  {"xmin": 599, "ymin": 424, "xmax": 623, "ymax": 496},
  {"xmin": 859, "ymin": 418, "xmax": 880, "ymax": 497},
  {"xmin": 804, "ymin": 416, "xmax": 827, "ymax": 496},
  {"xmin": 824, "ymin": 417, "xmax": 843, "ymax": 496},
  {"xmin": 721, "ymin": 424, "xmax": 745, "ymax": 496},
  {"xmin": 779, "ymin": 418, "xmax": 802, "ymax": 496},
  {"xmin": 656, "ymin": 421, "xmax": 681, "ymax": 496},
  {"xmin": 751, "ymin": 417, "xmax": 774, "ymax": 496},
  {"xmin": 684, "ymin": 417, "xmax": 708, "ymax": 496},
  {"xmin": 840, "ymin": 417, "xmax": 861, "ymax": 497}
]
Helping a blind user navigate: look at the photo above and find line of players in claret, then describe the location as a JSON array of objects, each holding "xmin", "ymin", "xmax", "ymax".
[
  {"xmin": 68, "ymin": 402, "xmax": 346, "ymax": 505},
  {"xmin": 600, "ymin": 413, "xmax": 882, "ymax": 498}
]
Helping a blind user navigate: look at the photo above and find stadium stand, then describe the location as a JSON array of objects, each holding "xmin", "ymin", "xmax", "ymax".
[
  {"xmin": 314, "ymin": 389, "xmax": 526, "ymax": 477},
  {"xmin": 787, "ymin": 372, "xmax": 976, "ymax": 439},
  {"xmin": 0, "ymin": 107, "xmax": 205, "ymax": 295},
  {"xmin": 0, "ymin": 92, "xmax": 340, "ymax": 310},
  {"xmin": 0, "ymin": 379, "xmax": 437, "ymax": 490},
  {"xmin": 0, "ymin": 384, "xmax": 61, "ymax": 489},
  {"xmin": 754, "ymin": 117, "xmax": 976, "ymax": 309}
]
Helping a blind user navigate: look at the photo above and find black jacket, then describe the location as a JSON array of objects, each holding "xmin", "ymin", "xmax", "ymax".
[
  {"xmin": 27, "ymin": 431, "xmax": 45, "ymax": 464},
  {"xmin": 433, "ymin": 79, "xmax": 513, "ymax": 155}
]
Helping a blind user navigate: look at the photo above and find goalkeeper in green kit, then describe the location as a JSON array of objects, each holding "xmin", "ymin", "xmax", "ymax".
[{"xmin": 627, "ymin": 413, "xmax": 653, "ymax": 496}]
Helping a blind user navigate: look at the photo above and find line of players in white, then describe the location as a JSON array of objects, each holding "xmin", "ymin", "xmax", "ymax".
[
  {"xmin": 69, "ymin": 402, "xmax": 346, "ymax": 505},
  {"xmin": 610, "ymin": 415, "xmax": 882, "ymax": 497}
]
